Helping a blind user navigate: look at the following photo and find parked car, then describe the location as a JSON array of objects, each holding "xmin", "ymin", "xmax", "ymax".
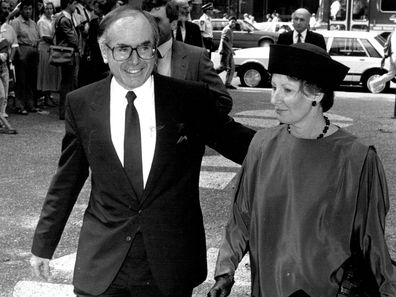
[
  {"xmin": 253, "ymin": 21, "xmax": 294, "ymax": 33},
  {"xmin": 222, "ymin": 30, "xmax": 393, "ymax": 93},
  {"xmin": 192, "ymin": 18, "xmax": 279, "ymax": 49}
]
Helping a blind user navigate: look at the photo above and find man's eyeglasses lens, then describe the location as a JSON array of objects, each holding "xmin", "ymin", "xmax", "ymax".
[{"xmin": 107, "ymin": 44, "xmax": 155, "ymax": 61}]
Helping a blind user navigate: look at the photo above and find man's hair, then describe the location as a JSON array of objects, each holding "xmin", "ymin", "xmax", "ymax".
[
  {"xmin": 60, "ymin": 0, "xmax": 75, "ymax": 10},
  {"xmin": 97, "ymin": 5, "xmax": 160, "ymax": 48},
  {"xmin": 142, "ymin": 0, "xmax": 179, "ymax": 23},
  {"xmin": 291, "ymin": 8, "xmax": 311, "ymax": 20},
  {"xmin": 20, "ymin": 0, "xmax": 33, "ymax": 8}
]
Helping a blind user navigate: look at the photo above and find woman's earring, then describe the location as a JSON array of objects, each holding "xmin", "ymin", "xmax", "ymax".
[{"xmin": 312, "ymin": 101, "xmax": 317, "ymax": 107}]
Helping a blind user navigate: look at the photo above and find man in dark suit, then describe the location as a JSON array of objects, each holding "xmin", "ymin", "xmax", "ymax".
[
  {"xmin": 30, "ymin": 6, "xmax": 255, "ymax": 297},
  {"xmin": 174, "ymin": 0, "xmax": 203, "ymax": 47},
  {"xmin": 277, "ymin": 8, "xmax": 326, "ymax": 50},
  {"xmin": 143, "ymin": 0, "xmax": 232, "ymax": 113}
]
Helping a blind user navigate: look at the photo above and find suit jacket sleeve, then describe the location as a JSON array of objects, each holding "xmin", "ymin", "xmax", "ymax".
[
  {"xmin": 276, "ymin": 32, "xmax": 291, "ymax": 45},
  {"xmin": 31, "ymin": 96, "xmax": 89, "ymax": 259},
  {"xmin": 355, "ymin": 147, "xmax": 396, "ymax": 296},
  {"xmin": 308, "ymin": 31, "xmax": 327, "ymax": 50},
  {"xmin": 197, "ymin": 49, "xmax": 233, "ymax": 114},
  {"xmin": 189, "ymin": 21, "xmax": 203, "ymax": 48},
  {"xmin": 57, "ymin": 16, "xmax": 79, "ymax": 49}
]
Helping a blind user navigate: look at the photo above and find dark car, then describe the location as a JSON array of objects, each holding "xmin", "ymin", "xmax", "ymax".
[{"xmin": 193, "ymin": 18, "xmax": 280, "ymax": 49}]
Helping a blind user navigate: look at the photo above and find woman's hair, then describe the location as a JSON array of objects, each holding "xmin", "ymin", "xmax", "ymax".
[
  {"xmin": 45, "ymin": 1, "xmax": 54, "ymax": 11},
  {"xmin": 287, "ymin": 75, "xmax": 335, "ymax": 112}
]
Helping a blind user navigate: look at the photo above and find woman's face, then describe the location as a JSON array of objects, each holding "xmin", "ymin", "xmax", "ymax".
[{"xmin": 270, "ymin": 73, "xmax": 313, "ymax": 124}]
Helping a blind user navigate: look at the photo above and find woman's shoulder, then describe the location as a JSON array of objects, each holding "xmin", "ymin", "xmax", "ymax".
[{"xmin": 249, "ymin": 125, "xmax": 285, "ymax": 151}]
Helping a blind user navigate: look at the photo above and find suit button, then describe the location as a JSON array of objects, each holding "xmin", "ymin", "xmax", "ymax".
[
  {"xmin": 138, "ymin": 209, "xmax": 142, "ymax": 214},
  {"xmin": 126, "ymin": 236, "xmax": 132, "ymax": 242}
]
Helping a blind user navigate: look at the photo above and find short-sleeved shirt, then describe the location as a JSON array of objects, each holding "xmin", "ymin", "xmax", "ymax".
[
  {"xmin": 37, "ymin": 15, "xmax": 54, "ymax": 38},
  {"xmin": 199, "ymin": 13, "xmax": 212, "ymax": 38},
  {"xmin": 10, "ymin": 15, "xmax": 40, "ymax": 47}
]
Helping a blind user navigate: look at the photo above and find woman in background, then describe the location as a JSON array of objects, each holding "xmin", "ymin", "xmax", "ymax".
[{"xmin": 37, "ymin": 1, "xmax": 60, "ymax": 107}]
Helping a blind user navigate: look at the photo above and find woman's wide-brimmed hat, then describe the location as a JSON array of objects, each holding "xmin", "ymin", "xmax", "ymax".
[{"xmin": 268, "ymin": 43, "xmax": 349, "ymax": 90}]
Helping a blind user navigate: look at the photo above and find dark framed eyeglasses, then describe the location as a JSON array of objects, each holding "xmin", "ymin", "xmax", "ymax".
[{"xmin": 106, "ymin": 43, "xmax": 156, "ymax": 61}]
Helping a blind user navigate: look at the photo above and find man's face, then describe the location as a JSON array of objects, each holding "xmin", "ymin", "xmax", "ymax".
[
  {"xmin": 148, "ymin": 6, "xmax": 173, "ymax": 45},
  {"xmin": 229, "ymin": 19, "xmax": 236, "ymax": 29},
  {"xmin": 20, "ymin": 5, "xmax": 32, "ymax": 20},
  {"xmin": 292, "ymin": 10, "xmax": 309, "ymax": 33},
  {"xmin": 205, "ymin": 8, "xmax": 213, "ymax": 17},
  {"xmin": 0, "ymin": 2, "xmax": 10, "ymax": 14},
  {"xmin": 68, "ymin": 0, "xmax": 78, "ymax": 13},
  {"xmin": 178, "ymin": 2, "xmax": 190, "ymax": 21},
  {"xmin": 100, "ymin": 15, "xmax": 156, "ymax": 90}
]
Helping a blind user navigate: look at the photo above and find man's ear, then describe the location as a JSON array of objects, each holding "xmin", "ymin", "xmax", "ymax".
[
  {"xmin": 98, "ymin": 42, "xmax": 109, "ymax": 64},
  {"xmin": 170, "ymin": 19, "xmax": 177, "ymax": 31}
]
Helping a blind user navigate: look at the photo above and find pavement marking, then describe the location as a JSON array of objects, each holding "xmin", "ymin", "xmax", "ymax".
[
  {"xmin": 14, "ymin": 248, "xmax": 251, "ymax": 297},
  {"xmin": 201, "ymin": 156, "xmax": 240, "ymax": 168},
  {"xmin": 13, "ymin": 281, "xmax": 75, "ymax": 297},
  {"xmin": 199, "ymin": 171, "xmax": 237, "ymax": 190}
]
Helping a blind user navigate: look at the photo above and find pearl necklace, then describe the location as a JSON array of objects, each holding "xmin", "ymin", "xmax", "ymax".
[{"xmin": 287, "ymin": 115, "xmax": 330, "ymax": 139}]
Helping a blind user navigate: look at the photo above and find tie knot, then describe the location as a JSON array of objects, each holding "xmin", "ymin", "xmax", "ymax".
[{"xmin": 126, "ymin": 91, "xmax": 137, "ymax": 105}]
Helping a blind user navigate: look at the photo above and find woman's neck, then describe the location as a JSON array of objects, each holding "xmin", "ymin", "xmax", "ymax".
[{"xmin": 288, "ymin": 112, "xmax": 330, "ymax": 139}]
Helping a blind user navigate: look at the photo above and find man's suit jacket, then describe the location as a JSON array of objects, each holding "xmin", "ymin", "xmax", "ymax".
[
  {"xmin": 175, "ymin": 20, "xmax": 203, "ymax": 48},
  {"xmin": 31, "ymin": 74, "xmax": 255, "ymax": 295},
  {"xmin": 171, "ymin": 40, "xmax": 232, "ymax": 113},
  {"xmin": 276, "ymin": 30, "xmax": 327, "ymax": 50}
]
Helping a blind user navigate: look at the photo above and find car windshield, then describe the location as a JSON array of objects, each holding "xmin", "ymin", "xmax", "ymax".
[{"xmin": 375, "ymin": 32, "xmax": 389, "ymax": 47}]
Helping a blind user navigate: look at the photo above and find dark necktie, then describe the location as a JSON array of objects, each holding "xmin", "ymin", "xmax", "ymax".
[
  {"xmin": 124, "ymin": 91, "xmax": 143, "ymax": 199},
  {"xmin": 297, "ymin": 33, "xmax": 302, "ymax": 43},
  {"xmin": 176, "ymin": 21, "xmax": 183, "ymax": 42}
]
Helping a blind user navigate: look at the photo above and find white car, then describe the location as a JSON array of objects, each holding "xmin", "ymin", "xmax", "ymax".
[{"xmin": 218, "ymin": 30, "xmax": 393, "ymax": 93}]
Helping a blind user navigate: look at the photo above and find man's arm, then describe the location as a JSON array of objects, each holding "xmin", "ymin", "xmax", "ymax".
[
  {"xmin": 58, "ymin": 17, "xmax": 79, "ymax": 49},
  {"xmin": 31, "ymin": 96, "xmax": 89, "ymax": 269}
]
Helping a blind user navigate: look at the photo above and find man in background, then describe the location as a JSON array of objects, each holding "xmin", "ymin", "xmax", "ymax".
[
  {"xmin": 215, "ymin": 16, "xmax": 236, "ymax": 89},
  {"xmin": 198, "ymin": 2, "xmax": 213, "ymax": 54},
  {"xmin": 277, "ymin": 8, "xmax": 326, "ymax": 50},
  {"xmin": 143, "ymin": 0, "xmax": 232, "ymax": 113},
  {"xmin": 174, "ymin": 0, "xmax": 202, "ymax": 47}
]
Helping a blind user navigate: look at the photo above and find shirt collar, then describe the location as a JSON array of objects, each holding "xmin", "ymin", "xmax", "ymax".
[
  {"xmin": 157, "ymin": 38, "xmax": 173, "ymax": 58},
  {"xmin": 62, "ymin": 10, "xmax": 72, "ymax": 20},
  {"xmin": 294, "ymin": 29, "xmax": 307, "ymax": 39},
  {"xmin": 112, "ymin": 74, "xmax": 154, "ymax": 102},
  {"xmin": 18, "ymin": 15, "xmax": 31, "ymax": 24}
]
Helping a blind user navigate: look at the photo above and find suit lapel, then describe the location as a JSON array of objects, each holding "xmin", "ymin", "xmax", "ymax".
[
  {"xmin": 89, "ymin": 76, "xmax": 140, "ymax": 209},
  {"xmin": 171, "ymin": 41, "xmax": 188, "ymax": 80}
]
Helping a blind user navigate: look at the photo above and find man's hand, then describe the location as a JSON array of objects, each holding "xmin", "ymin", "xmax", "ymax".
[
  {"xmin": 207, "ymin": 274, "xmax": 234, "ymax": 297},
  {"xmin": 30, "ymin": 254, "xmax": 51, "ymax": 280}
]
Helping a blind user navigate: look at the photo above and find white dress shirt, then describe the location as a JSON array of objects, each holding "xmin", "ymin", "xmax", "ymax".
[
  {"xmin": 294, "ymin": 29, "xmax": 307, "ymax": 43},
  {"xmin": 157, "ymin": 38, "xmax": 173, "ymax": 76},
  {"xmin": 110, "ymin": 76, "xmax": 157, "ymax": 188}
]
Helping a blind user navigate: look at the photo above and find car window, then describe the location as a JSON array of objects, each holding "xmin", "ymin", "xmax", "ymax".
[
  {"xmin": 329, "ymin": 37, "xmax": 367, "ymax": 57},
  {"xmin": 360, "ymin": 38, "xmax": 382, "ymax": 58},
  {"xmin": 212, "ymin": 20, "xmax": 228, "ymax": 30}
]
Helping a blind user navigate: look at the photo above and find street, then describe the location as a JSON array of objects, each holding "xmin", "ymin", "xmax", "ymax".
[{"xmin": 0, "ymin": 87, "xmax": 396, "ymax": 297}]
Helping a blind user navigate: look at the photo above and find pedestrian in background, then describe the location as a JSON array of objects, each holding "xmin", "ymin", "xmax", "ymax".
[
  {"xmin": 215, "ymin": 15, "xmax": 236, "ymax": 89},
  {"xmin": 368, "ymin": 30, "xmax": 396, "ymax": 93},
  {"xmin": 0, "ymin": 8, "xmax": 17, "ymax": 118},
  {"xmin": 30, "ymin": 6, "xmax": 254, "ymax": 296},
  {"xmin": 208, "ymin": 43, "xmax": 396, "ymax": 297},
  {"xmin": 54, "ymin": 0, "xmax": 79, "ymax": 120},
  {"xmin": 10, "ymin": 0, "xmax": 40, "ymax": 115},
  {"xmin": 174, "ymin": 0, "xmax": 203, "ymax": 48},
  {"xmin": 37, "ymin": 1, "xmax": 60, "ymax": 107},
  {"xmin": 142, "ymin": 0, "xmax": 232, "ymax": 113},
  {"xmin": 199, "ymin": 2, "xmax": 214, "ymax": 54},
  {"xmin": 277, "ymin": 8, "xmax": 326, "ymax": 50}
]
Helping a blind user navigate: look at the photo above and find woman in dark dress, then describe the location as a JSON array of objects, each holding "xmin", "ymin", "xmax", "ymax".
[{"xmin": 208, "ymin": 43, "xmax": 396, "ymax": 297}]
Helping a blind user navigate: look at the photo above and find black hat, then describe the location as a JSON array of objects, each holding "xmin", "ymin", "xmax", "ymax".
[
  {"xmin": 268, "ymin": 43, "xmax": 349, "ymax": 90},
  {"xmin": 201, "ymin": 2, "xmax": 213, "ymax": 11}
]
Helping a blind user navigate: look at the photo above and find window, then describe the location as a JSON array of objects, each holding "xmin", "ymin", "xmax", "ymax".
[
  {"xmin": 360, "ymin": 39, "xmax": 381, "ymax": 58},
  {"xmin": 329, "ymin": 37, "xmax": 367, "ymax": 57},
  {"xmin": 381, "ymin": 0, "xmax": 396, "ymax": 12}
]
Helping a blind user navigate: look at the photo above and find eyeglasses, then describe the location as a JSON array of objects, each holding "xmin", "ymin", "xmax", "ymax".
[{"xmin": 106, "ymin": 43, "xmax": 156, "ymax": 61}]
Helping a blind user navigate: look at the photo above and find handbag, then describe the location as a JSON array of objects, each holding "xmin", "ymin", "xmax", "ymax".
[
  {"xmin": 49, "ymin": 45, "xmax": 74, "ymax": 66},
  {"xmin": 49, "ymin": 15, "xmax": 75, "ymax": 66}
]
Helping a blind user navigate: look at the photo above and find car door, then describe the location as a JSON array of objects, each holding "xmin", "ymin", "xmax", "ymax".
[
  {"xmin": 233, "ymin": 20, "xmax": 257, "ymax": 48},
  {"xmin": 328, "ymin": 36, "xmax": 370, "ymax": 83}
]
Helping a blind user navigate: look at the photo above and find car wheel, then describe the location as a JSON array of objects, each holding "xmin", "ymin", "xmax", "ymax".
[
  {"xmin": 258, "ymin": 39, "xmax": 273, "ymax": 47},
  {"xmin": 362, "ymin": 70, "xmax": 389, "ymax": 93},
  {"xmin": 239, "ymin": 64, "xmax": 269, "ymax": 88}
]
